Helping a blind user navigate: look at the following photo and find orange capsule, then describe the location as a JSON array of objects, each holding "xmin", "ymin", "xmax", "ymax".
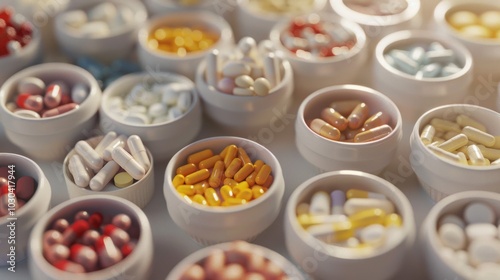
[
  {"xmin": 220, "ymin": 144, "xmax": 235, "ymax": 158},
  {"xmin": 255, "ymin": 164, "xmax": 272, "ymax": 186},
  {"xmin": 347, "ymin": 102, "xmax": 369, "ymax": 130},
  {"xmin": 252, "ymin": 186, "xmax": 266, "ymax": 199},
  {"xmin": 188, "ymin": 149, "xmax": 214, "ymax": 165},
  {"xmin": 223, "ymin": 145, "xmax": 238, "ymax": 168},
  {"xmin": 176, "ymin": 163, "xmax": 198, "ymax": 176},
  {"xmin": 329, "ymin": 100, "xmax": 361, "ymax": 117},
  {"xmin": 246, "ymin": 160, "xmax": 264, "ymax": 186},
  {"xmin": 194, "ymin": 181, "xmax": 209, "ymax": 195},
  {"xmin": 354, "ymin": 124, "xmax": 393, "ymax": 142},
  {"xmin": 209, "ymin": 161, "xmax": 224, "ymax": 188},
  {"xmin": 223, "ymin": 178, "xmax": 239, "ymax": 187},
  {"xmin": 233, "ymin": 163, "xmax": 254, "ymax": 182},
  {"xmin": 198, "ymin": 154, "xmax": 222, "ymax": 169},
  {"xmin": 172, "ymin": 174, "xmax": 185, "ymax": 187},
  {"xmin": 310, "ymin": 119, "xmax": 341, "ymax": 141},
  {"xmin": 262, "ymin": 175, "xmax": 273, "ymax": 189},
  {"xmin": 185, "ymin": 168, "xmax": 210, "ymax": 185},
  {"xmin": 321, "ymin": 107, "xmax": 348, "ymax": 131},
  {"xmin": 363, "ymin": 111, "xmax": 390, "ymax": 130},
  {"xmin": 225, "ymin": 158, "xmax": 242, "ymax": 179},
  {"xmin": 238, "ymin": 147, "xmax": 252, "ymax": 165}
]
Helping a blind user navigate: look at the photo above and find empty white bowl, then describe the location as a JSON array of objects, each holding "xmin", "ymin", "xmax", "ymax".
[
  {"xmin": 163, "ymin": 136, "xmax": 285, "ymax": 245},
  {"xmin": 0, "ymin": 153, "xmax": 51, "ymax": 266},
  {"xmin": 28, "ymin": 195, "xmax": 153, "ymax": 280},
  {"xmin": 410, "ymin": 104, "xmax": 500, "ymax": 201},
  {"xmin": 0, "ymin": 63, "xmax": 102, "ymax": 161},
  {"xmin": 54, "ymin": 0, "xmax": 148, "ymax": 62},
  {"xmin": 285, "ymin": 170, "xmax": 416, "ymax": 280},
  {"xmin": 99, "ymin": 72, "xmax": 202, "ymax": 162},
  {"xmin": 63, "ymin": 135, "xmax": 155, "ymax": 208},
  {"xmin": 137, "ymin": 11, "xmax": 234, "ymax": 80},
  {"xmin": 295, "ymin": 84, "xmax": 402, "ymax": 175}
]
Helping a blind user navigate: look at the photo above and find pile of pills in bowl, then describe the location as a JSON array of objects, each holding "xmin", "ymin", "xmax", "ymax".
[
  {"xmin": 247, "ymin": 0, "xmax": 315, "ymax": 14},
  {"xmin": 297, "ymin": 189, "xmax": 403, "ymax": 251},
  {"xmin": 0, "ymin": 6, "xmax": 34, "ymax": 57},
  {"xmin": 437, "ymin": 202, "xmax": 500, "ymax": 278},
  {"xmin": 67, "ymin": 132, "xmax": 151, "ymax": 191},
  {"xmin": 147, "ymin": 25, "xmax": 219, "ymax": 57},
  {"xmin": 43, "ymin": 211, "xmax": 137, "ymax": 273},
  {"xmin": 173, "ymin": 145, "xmax": 273, "ymax": 206},
  {"xmin": 206, "ymin": 37, "xmax": 282, "ymax": 96},
  {"xmin": 179, "ymin": 241, "xmax": 289, "ymax": 279},
  {"xmin": 280, "ymin": 14, "xmax": 357, "ymax": 59},
  {"xmin": 61, "ymin": 2, "xmax": 134, "ymax": 37},
  {"xmin": 343, "ymin": 0, "xmax": 408, "ymax": 16},
  {"xmin": 76, "ymin": 57, "xmax": 141, "ymax": 89},
  {"xmin": 309, "ymin": 100, "xmax": 393, "ymax": 142},
  {"xmin": 447, "ymin": 10, "xmax": 500, "ymax": 40},
  {"xmin": 6, "ymin": 77, "xmax": 88, "ymax": 119},
  {"xmin": 385, "ymin": 42, "xmax": 462, "ymax": 79},
  {"xmin": 0, "ymin": 166, "xmax": 37, "ymax": 216},
  {"xmin": 419, "ymin": 114, "xmax": 500, "ymax": 166},
  {"xmin": 106, "ymin": 78, "xmax": 193, "ymax": 125}
]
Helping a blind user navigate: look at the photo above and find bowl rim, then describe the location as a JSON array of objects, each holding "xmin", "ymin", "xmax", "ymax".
[
  {"xmin": 238, "ymin": 0, "xmax": 328, "ymax": 20},
  {"xmin": 164, "ymin": 136, "xmax": 284, "ymax": 213}
]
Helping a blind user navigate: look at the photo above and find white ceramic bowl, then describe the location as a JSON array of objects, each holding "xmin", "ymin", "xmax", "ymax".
[
  {"xmin": 163, "ymin": 136, "xmax": 285, "ymax": 245},
  {"xmin": 236, "ymin": 0, "xmax": 328, "ymax": 42},
  {"xmin": 28, "ymin": 195, "xmax": 153, "ymax": 280},
  {"xmin": 434, "ymin": 0, "xmax": 500, "ymax": 78},
  {"xmin": 410, "ymin": 104, "xmax": 500, "ymax": 201},
  {"xmin": 99, "ymin": 72, "xmax": 202, "ymax": 162},
  {"xmin": 53, "ymin": 0, "xmax": 147, "ymax": 63},
  {"xmin": 166, "ymin": 241, "xmax": 305, "ymax": 280},
  {"xmin": 285, "ymin": 170, "xmax": 416, "ymax": 280},
  {"xmin": 270, "ymin": 13, "xmax": 368, "ymax": 99},
  {"xmin": 295, "ymin": 84, "xmax": 402, "ymax": 175},
  {"xmin": 331, "ymin": 0, "xmax": 422, "ymax": 48},
  {"xmin": 195, "ymin": 57, "xmax": 294, "ymax": 130},
  {"xmin": 137, "ymin": 11, "xmax": 234, "ymax": 80},
  {"xmin": 421, "ymin": 191, "xmax": 500, "ymax": 280},
  {"xmin": 373, "ymin": 29, "xmax": 473, "ymax": 122},
  {"xmin": 63, "ymin": 135, "xmax": 155, "ymax": 208},
  {"xmin": 0, "ymin": 153, "xmax": 51, "ymax": 266},
  {"xmin": 0, "ymin": 63, "xmax": 102, "ymax": 161}
]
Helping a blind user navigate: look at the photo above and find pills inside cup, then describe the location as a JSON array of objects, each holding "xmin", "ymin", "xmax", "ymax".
[
  {"xmin": 437, "ymin": 201, "xmax": 500, "ymax": 278},
  {"xmin": 447, "ymin": 10, "xmax": 500, "ymax": 40},
  {"xmin": 42, "ymin": 210, "xmax": 138, "ymax": 273},
  {"xmin": 172, "ymin": 144, "xmax": 273, "ymax": 207},
  {"xmin": 279, "ymin": 14, "xmax": 357, "ymax": 60},
  {"xmin": 384, "ymin": 42, "xmax": 463, "ymax": 79},
  {"xmin": 0, "ymin": 6, "xmax": 34, "ymax": 57},
  {"xmin": 309, "ymin": 100, "xmax": 393, "ymax": 142},
  {"xmin": 297, "ymin": 188, "xmax": 404, "ymax": 253},
  {"xmin": 342, "ymin": 0, "xmax": 408, "ymax": 16},
  {"xmin": 66, "ymin": 132, "xmax": 151, "ymax": 191},
  {"xmin": 6, "ymin": 77, "xmax": 88, "ymax": 119},
  {"xmin": 247, "ymin": 0, "xmax": 315, "ymax": 15},
  {"xmin": 419, "ymin": 114, "xmax": 500, "ymax": 166},
  {"xmin": 0, "ymin": 166, "xmax": 37, "ymax": 216}
]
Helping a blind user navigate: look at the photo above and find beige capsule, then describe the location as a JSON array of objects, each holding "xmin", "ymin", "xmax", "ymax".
[
  {"xmin": 438, "ymin": 133, "xmax": 468, "ymax": 152},
  {"xmin": 320, "ymin": 107, "xmax": 348, "ymax": 131},
  {"xmin": 347, "ymin": 102, "xmax": 369, "ymax": 130},
  {"xmin": 310, "ymin": 118, "xmax": 341, "ymax": 141},
  {"xmin": 354, "ymin": 124, "xmax": 392, "ymax": 142},
  {"xmin": 420, "ymin": 124, "xmax": 436, "ymax": 145},
  {"xmin": 462, "ymin": 126, "xmax": 496, "ymax": 147},
  {"xmin": 363, "ymin": 111, "xmax": 390, "ymax": 130},
  {"xmin": 329, "ymin": 100, "xmax": 361, "ymax": 117}
]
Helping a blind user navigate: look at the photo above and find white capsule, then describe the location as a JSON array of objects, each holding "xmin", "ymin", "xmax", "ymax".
[
  {"xmin": 424, "ymin": 49, "xmax": 454, "ymax": 64},
  {"xmin": 467, "ymin": 144, "xmax": 489, "ymax": 166},
  {"xmin": 127, "ymin": 135, "xmax": 150, "ymax": 171},
  {"xmin": 420, "ymin": 124, "xmax": 436, "ymax": 145},
  {"xmin": 237, "ymin": 37, "xmax": 257, "ymax": 56},
  {"xmin": 417, "ymin": 63, "xmax": 442, "ymax": 79},
  {"xmin": 79, "ymin": 21, "xmax": 111, "ymax": 37},
  {"xmin": 437, "ymin": 134, "xmax": 468, "ymax": 152},
  {"xmin": 410, "ymin": 46, "xmax": 426, "ymax": 64},
  {"xmin": 138, "ymin": 91, "xmax": 160, "ymax": 107},
  {"xmin": 124, "ymin": 112, "xmax": 150, "ymax": 125},
  {"xmin": 469, "ymin": 238, "xmax": 500, "ymax": 266},
  {"xmin": 68, "ymin": 154, "xmax": 91, "ymax": 188},
  {"xmin": 148, "ymin": 103, "xmax": 168, "ymax": 118},
  {"xmin": 128, "ymin": 105, "xmax": 147, "ymax": 114},
  {"xmin": 63, "ymin": 10, "xmax": 88, "ymax": 29},
  {"xmin": 89, "ymin": 160, "xmax": 120, "ymax": 191},
  {"xmin": 14, "ymin": 109, "xmax": 40, "ymax": 119},
  {"xmin": 88, "ymin": 2, "xmax": 117, "ymax": 22},
  {"xmin": 18, "ymin": 77, "xmax": 46, "ymax": 95},
  {"xmin": 222, "ymin": 61, "xmax": 251, "ymax": 78},
  {"xmin": 112, "ymin": 146, "xmax": 145, "ymax": 180},
  {"xmin": 462, "ymin": 126, "xmax": 496, "ymax": 147},
  {"xmin": 71, "ymin": 83, "xmax": 89, "ymax": 104},
  {"xmin": 263, "ymin": 53, "xmax": 280, "ymax": 88},
  {"xmin": 233, "ymin": 87, "xmax": 254, "ymax": 96},
  {"xmin": 390, "ymin": 50, "xmax": 419, "ymax": 75},
  {"xmin": 456, "ymin": 114, "xmax": 487, "ymax": 132},
  {"xmin": 309, "ymin": 191, "xmax": 330, "ymax": 216},
  {"xmin": 257, "ymin": 39, "xmax": 275, "ymax": 54},
  {"xmin": 438, "ymin": 223, "xmax": 466, "ymax": 250},
  {"xmin": 464, "ymin": 202, "xmax": 496, "ymax": 224},
  {"xmin": 466, "ymin": 223, "xmax": 497, "ymax": 240},
  {"xmin": 344, "ymin": 198, "xmax": 395, "ymax": 216},
  {"xmin": 439, "ymin": 214, "xmax": 465, "ymax": 229},
  {"xmin": 177, "ymin": 91, "xmax": 191, "ymax": 112},
  {"xmin": 75, "ymin": 141, "xmax": 104, "ymax": 170},
  {"xmin": 206, "ymin": 49, "xmax": 219, "ymax": 88},
  {"xmin": 359, "ymin": 224, "xmax": 386, "ymax": 246},
  {"xmin": 94, "ymin": 131, "xmax": 118, "ymax": 157},
  {"xmin": 103, "ymin": 134, "xmax": 127, "ymax": 161},
  {"xmin": 441, "ymin": 63, "xmax": 461, "ymax": 77}
]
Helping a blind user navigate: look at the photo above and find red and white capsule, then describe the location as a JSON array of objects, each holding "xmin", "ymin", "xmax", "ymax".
[
  {"xmin": 103, "ymin": 224, "xmax": 130, "ymax": 248},
  {"xmin": 95, "ymin": 236, "xmax": 123, "ymax": 268},
  {"xmin": 70, "ymin": 244, "xmax": 98, "ymax": 272},
  {"xmin": 62, "ymin": 220, "xmax": 90, "ymax": 246}
]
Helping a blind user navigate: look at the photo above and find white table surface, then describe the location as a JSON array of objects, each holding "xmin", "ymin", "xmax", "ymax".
[{"xmin": 1, "ymin": 0, "xmax": 499, "ymax": 279}]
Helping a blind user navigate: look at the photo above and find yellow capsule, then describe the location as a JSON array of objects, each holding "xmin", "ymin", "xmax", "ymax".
[
  {"xmin": 346, "ymin": 189, "xmax": 386, "ymax": 200},
  {"xmin": 192, "ymin": 194, "xmax": 208, "ymax": 205},
  {"xmin": 209, "ymin": 160, "xmax": 225, "ymax": 188},
  {"xmin": 262, "ymin": 175, "xmax": 273, "ymax": 189},
  {"xmin": 220, "ymin": 185, "xmax": 234, "ymax": 201},
  {"xmin": 198, "ymin": 154, "xmax": 222, "ymax": 169},
  {"xmin": 176, "ymin": 185, "xmax": 195, "ymax": 196},
  {"xmin": 385, "ymin": 213, "xmax": 403, "ymax": 227},
  {"xmin": 420, "ymin": 124, "xmax": 436, "ymax": 145},
  {"xmin": 246, "ymin": 160, "xmax": 264, "ymax": 186},
  {"xmin": 176, "ymin": 163, "xmax": 197, "ymax": 176},
  {"xmin": 204, "ymin": 188, "xmax": 221, "ymax": 206},
  {"xmin": 307, "ymin": 221, "xmax": 355, "ymax": 243},
  {"xmin": 354, "ymin": 124, "xmax": 392, "ymax": 142},
  {"xmin": 321, "ymin": 107, "xmax": 348, "ymax": 131},
  {"xmin": 185, "ymin": 168, "xmax": 210, "ymax": 185},
  {"xmin": 172, "ymin": 174, "xmax": 185, "ymax": 187},
  {"xmin": 236, "ymin": 188, "xmax": 253, "ymax": 201},
  {"xmin": 462, "ymin": 126, "xmax": 496, "ymax": 147},
  {"xmin": 477, "ymin": 145, "xmax": 500, "ymax": 161},
  {"xmin": 225, "ymin": 158, "xmax": 242, "ymax": 179},
  {"xmin": 492, "ymin": 136, "xmax": 500, "ymax": 149},
  {"xmin": 188, "ymin": 149, "xmax": 214, "ymax": 165},
  {"xmin": 147, "ymin": 38, "xmax": 159, "ymax": 50},
  {"xmin": 177, "ymin": 47, "xmax": 187, "ymax": 57},
  {"xmin": 234, "ymin": 163, "xmax": 254, "ymax": 182},
  {"xmin": 349, "ymin": 208, "xmax": 386, "ymax": 229},
  {"xmin": 363, "ymin": 111, "xmax": 390, "ymax": 130},
  {"xmin": 251, "ymin": 185, "xmax": 266, "ymax": 199},
  {"xmin": 456, "ymin": 114, "xmax": 486, "ymax": 132},
  {"xmin": 223, "ymin": 178, "xmax": 238, "ymax": 187},
  {"xmin": 194, "ymin": 181, "xmax": 209, "ymax": 195},
  {"xmin": 222, "ymin": 198, "xmax": 247, "ymax": 206},
  {"xmin": 223, "ymin": 145, "xmax": 238, "ymax": 168},
  {"xmin": 329, "ymin": 100, "xmax": 361, "ymax": 117},
  {"xmin": 430, "ymin": 118, "xmax": 461, "ymax": 133},
  {"xmin": 347, "ymin": 102, "xmax": 369, "ymax": 130},
  {"xmin": 233, "ymin": 181, "xmax": 250, "ymax": 196},
  {"xmin": 296, "ymin": 202, "xmax": 309, "ymax": 216},
  {"xmin": 310, "ymin": 118, "xmax": 341, "ymax": 141},
  {"xmin": 238, "ymin": 147, "xmax": 252, "ymax": 165},
  {"xmin": 438, "ymin": 134, "xmax": 468, "ymax": 152},
  {"xmin": 255, "ymin": 164, "xmax": 272, "ymax": 185}
]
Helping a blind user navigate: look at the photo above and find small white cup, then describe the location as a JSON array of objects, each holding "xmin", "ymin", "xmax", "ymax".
[
  {"xmin": 285, "ymin": 170, "xmax": 416, "ymax": 280},
  {"xmin": 163, "ymin": 136, "xmax": 285, "ymax": 245},
  {"xmin": 295, "ymin": 84, "xmax": 402, "ymax": 175},
  {"xmin": 28, "ymin": 195, "xmax": 153, "ymax": 280},
  {"xmin": 373, "ymin": 29, "xmax": 473, "ymax": 122},
  {"xmin": 0, "ymin": 153, "xmax": 51, "ymax": 266},
  {"xmin": 99, "ymin": 72, "xmax": 202, "ymax": 162},
  {"xmin": 0, "ymin": 63, "xmax": 102, "ymax": 161}
]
